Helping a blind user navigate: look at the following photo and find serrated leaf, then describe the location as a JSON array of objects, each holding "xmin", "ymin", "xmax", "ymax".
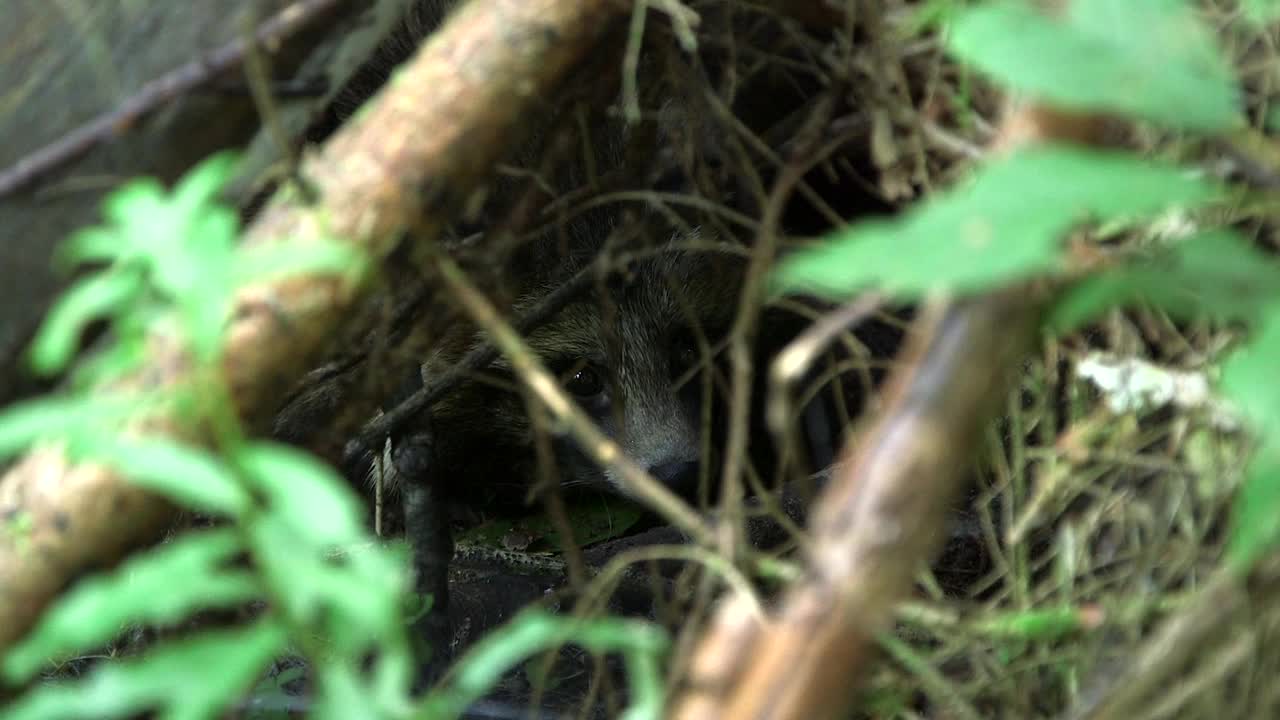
[
  {"xmin": 1050, "ymin": 230, "xmax": 1280, "ymax": 331},
  {"xmin": 4, "ymin": 530, "xmax": 258, "ymax": 681},
  {"xmin": 236, "ymin": 443, "xmax": 363, "ymax": 545},
  {"xmin": 74, "ymin": 437, "xmax": 252, "ymax": 516},
  {"xmin": 947, "ymin": 0, "xmax": 1241, "ymax": 132},
  {"xmin": 29, "ymin": 270, "xmax": 141, "ymax": 376},
  {"xmin": 773, "ymin": 145, "xmax": 1217, "ymax": 299},
  {"xmin": 4, "ymin": 622, "xmax": 285, "ymax": 720}
]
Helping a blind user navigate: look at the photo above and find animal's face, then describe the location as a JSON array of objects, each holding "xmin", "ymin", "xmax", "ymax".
[{"xmin": 502, "ymin": 250, "xmax": 740, "ymax": 497}]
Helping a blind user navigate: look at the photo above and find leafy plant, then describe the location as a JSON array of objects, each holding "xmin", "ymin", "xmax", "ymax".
[
  {"xmin": 947, "ymin": 0, "xmax": 1240, "ymax": 132},
  {"xmin": 773, "ymin": 146, "xmax": 1220, "ymax": 298},
  {"xmin": 775, "ymin": 0, "xmax": 1280, "ymax": 568},
  {"xmin": 0, "ymin": 155, "xmax": 667, "ymax": 719}
]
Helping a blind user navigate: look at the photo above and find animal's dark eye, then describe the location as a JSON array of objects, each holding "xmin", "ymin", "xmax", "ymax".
[
  {"xmin": 565, "ymin": 365, "xmax": 604, "ymax": 397},
  {"xmin": 672, "ymin": 337, "xmax": 699, "ymax": 373}
]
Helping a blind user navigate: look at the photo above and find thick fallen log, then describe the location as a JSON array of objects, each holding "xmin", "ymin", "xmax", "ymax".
[{"xmin": 0, "ymin": 0, "xmax": 628, "ymax": 654}]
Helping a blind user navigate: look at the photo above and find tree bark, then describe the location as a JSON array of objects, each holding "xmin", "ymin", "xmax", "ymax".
[
  {"xmin": 0, "ymin": 0, "xmax": 628, "ymax": 654},
  {"xmin": 669, "ymin": 95, "xmax": 1113, "ymax": 719}
]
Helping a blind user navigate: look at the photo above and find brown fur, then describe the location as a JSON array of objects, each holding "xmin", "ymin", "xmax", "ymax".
[{"xmin": 397, "ymin": 231, "xmax": 746, "ymax": 506}]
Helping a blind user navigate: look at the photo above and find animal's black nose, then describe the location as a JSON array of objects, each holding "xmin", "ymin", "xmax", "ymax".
[{"xmin": 649, "ymin": 460, "xmax": 700, "ymax": 491}]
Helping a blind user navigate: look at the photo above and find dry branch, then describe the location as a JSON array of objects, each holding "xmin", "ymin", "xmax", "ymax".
[
  {"xmin": 431, "ymin": 252, "xmax": 716, "ymax": 546},
  {"xmin": 670, "ymin": 96, "xmax": 1111, "ymax": 719},
  {"xmin": 672, "ymin": 289, "xmax": 1048, "ymax": 720},
  {"xmin": 0, "ymin": 0, "xmax": 627, "ymax": 654},
  {"xmin": 0, "ymin": 0, "xmax": 349, "ymax": 201}
]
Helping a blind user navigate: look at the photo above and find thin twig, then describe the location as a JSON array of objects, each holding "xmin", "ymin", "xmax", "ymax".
[
  {"xmin": 718, "ymin": 94, "xmax": 836, "ymax": 559},
  {"xmin": 344, "ymin": 259, "xmax": 599, "ymax": 464},
  {"xmin": 239, "ymin": 11, "xmax": 318, "ymax": 203},
  {"xmin": 431, "ymin": 251, "xmax": 716, "ymax": 548},
  {"xmin": 0, "ymin": 0, "xmax": 349, "ymax": 199},
  {"xmin": 766, "ymin": 292, "xmax": 884, "ymax": 438},
  {"xmin": 1065, "ymin": 562, "xmax": 1280, "ymax": 720}
]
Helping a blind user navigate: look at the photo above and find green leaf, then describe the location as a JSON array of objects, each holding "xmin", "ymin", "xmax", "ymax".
[
  {"xmin": 1222, "ymin": 306, "xmax": 1280, "ymax": 440},
  {"xmin": 0, "ymin": 394, "xmax": 138, "ymax": 460},
  {"xmin": 150, "ymin": 207, "xmax": 236, "ymax": 301},
  {"xmin": 56, "ymin": 227, "xmax": 124, "ymax": 271},
  {"xmin": 1223, "ymin": 306, "xmax": 1280, "ymax": 568},
  {"xmin": 149, "ymin": 206, "xmax": 239, "ymax": 362},
  {"xmin": 559, "ymin": 497, "xmax": 643, "ymax": 548},
  {"xmin": 1050, "ymin": 230, "xmax": 1280, "ymax": 331},
  {"xmin": 1228, "ymin": 441, "xmax": 1280, "ymax": 569},
  {"xmin": 74, "ymin": 437, "xmax": 252, "ymax": 517},
  {"xmin": 68, "ymin": 326, "xmax": 152, "ymax": 389},
  {"xmin": 170, "ymin": 152, "xmax": 239, "ymax": 218},
  {"xmin": 28, "ymin": 270, "xmax": 142, "ymax": 376},
  {"xmin": 234, "ymin": 239, "xmax": 367, "ymax": 286},
  {"xmin": 313, "ymin": 663, "xmax": 370, "ymax": 720},
  {"xmin": 321, "ymin": 543, "xmax": 410, "ymax": 650},
  {"xmin": 1245, "ymin": 0, "xmax": 1280, "ymax": 25},
  {"xmin": 0, "ymin": 396, "xmax": 85, "ymax": 459},
  {"xmin": 4, "ymin": 622, "xmax": 285, "ymax": 720},
  {"xmin": 243, "ymin": 664, "xmax": 307, "ymax": 719},
  {"xmin": 236, "ymin": 443, "xmax": 363, "ymax": 545},
  {"xmin": 248, "ymin": 515, "xmax": 328, "ymax": 622},
  {"xmin": 461, "ymin": 497, "xmax": 643, "ymax": 551},
  {"xmin": 773, "ymin": 145, "xmax": 1218, "ymax": 299},
  {"xmin": 101, "ymin": 178, "xmax": 166, "ymax": 230},
  {"xmin": 423, "ymin": 612, "xmax": 667, "ymax": 719},
  {"xmin": 248, "ymin": 515, "xmax": 408, "ymax": 657},
  {"xmin": 3, "ymin": 530, "xmax": 259, "ymax": 681},
  {"xmin": 946, "ymin": 0, "xmax": 1241, "ymax": 132}
]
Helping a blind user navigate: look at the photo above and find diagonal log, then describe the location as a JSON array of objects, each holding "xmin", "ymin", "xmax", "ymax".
[{"xmin": 0, "ymin": 0, "xmax": 629, "ymax": 654}]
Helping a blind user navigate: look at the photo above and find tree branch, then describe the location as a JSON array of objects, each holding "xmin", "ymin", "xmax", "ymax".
[
  {"xmin": 669, "ymin": 93, "xmax": 1108, "ymax": 720},
  {"xmin": 0, "ymin": 0, "xmax": 628, "ymax": 654},
  {"xmin": 0, "ymin": 0, "xmax": 350, "ymax": 200}
]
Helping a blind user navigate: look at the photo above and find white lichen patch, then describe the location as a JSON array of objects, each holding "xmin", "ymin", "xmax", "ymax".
[{"xmin": 1075, "ymin": 352, "xmax": 1238, "ymax": 430}]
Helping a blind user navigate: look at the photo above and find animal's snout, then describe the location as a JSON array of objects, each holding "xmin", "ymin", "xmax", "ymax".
[{"xmin": 648, "ymin": 460, "xmax": 700, "ymax": 491}]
